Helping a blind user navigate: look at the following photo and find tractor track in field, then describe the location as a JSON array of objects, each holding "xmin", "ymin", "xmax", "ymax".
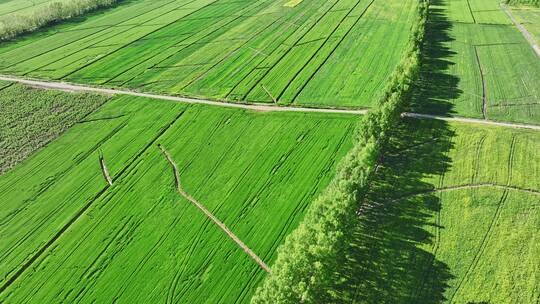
[
  {"xmin": 1, "ymin": 75, "xmax": 540, "ymax": 130},
  {"xmin": 158, "ymin": 145, "xmax": 272, "ymax": 274},
  {"xmin": 473, "ymin": 46, "xmax": 488, "ymax": 120},
  {"xmin": 501, "ymin": 3, "xmax": 540, "ymax": 59},
  {"xmin": 449, "ymin": 136, "xmax": 517, "ymax": 303}
]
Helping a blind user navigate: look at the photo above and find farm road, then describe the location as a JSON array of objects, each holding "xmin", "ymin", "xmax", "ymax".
[
  {"xmin": 1, "ymin": 75, "xmax": 539, "ymax": 130},
  {"xmin": 501, "ymin": 3, "xmax": 540, "ymax": 59},
  {"xmin": 0, "ymin": 75, "xmax": 367, "ymax": 116}
]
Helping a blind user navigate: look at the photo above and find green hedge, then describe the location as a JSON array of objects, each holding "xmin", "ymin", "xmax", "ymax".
[
  {"xmin": 250, "ymin": 1, "xmax": 428, "ymax": 303},
  {"xmin": 0, "ymin": 0, "xmax": 120, "ymax": 41}
]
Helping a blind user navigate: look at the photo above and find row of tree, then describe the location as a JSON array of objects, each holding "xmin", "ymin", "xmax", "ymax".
[
  {"xmin": 250, "ymin": 1, "xmax": 429, "ymax": 303},
  {"xmin": 0, "ymin": 0, "xmax": 120, "ymax": 41}
]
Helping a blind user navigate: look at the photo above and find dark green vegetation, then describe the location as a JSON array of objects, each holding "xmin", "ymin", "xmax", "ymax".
[
  {"xmin": 0, "ymin": 0, "xmax": 420, "ymax": 108},
  {"xmin": 252, "ymin": 1, "xmax": 427, "ymax": 302},
  {"xmin": 343, "ymin": 118, "xmax": 540, "ymax": 303},
  {"xmin": 336, "ymin": 1, "xmax": 540, "ymax": 300},
  {"xmin": 0, "ymin": 83, "xmax": 109, "ymax": 174},
  {"xmin": 414, "ymin": 0, "xmax": 540, "ymax": 124},
  {"xmin": 0, "ymin": 0, "xmax": 121, "ymax": 41},
  {"xmin": 0, "ymin": 95, "xmax": 358, "ymax": 303}
]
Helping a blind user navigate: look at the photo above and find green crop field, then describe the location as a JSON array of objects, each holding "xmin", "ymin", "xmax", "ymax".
[
  {"xmin": 0, "ymin": 83, "xmax": 109, "ymax": 174},
  {"xmin": 0, "ymin": 95, "xmax": 358, "ymax": 303},
  {"xmin": 511, "ymin": 6, "xmax": 540, "ymax": 44},
  {"xmin": 416, "ymin": 0, "xmax": 540, "ymax": 124},
  {"xmin": 0, "ymin": 0, "xmax": 539, "ymax": 302},
  {"xmin": 0, "ymin": 0, "xmax": 419, "ymax": 108},
  {"xmin": 330, "ymin": 119, "xmax": 540, "ymax": 303},
  {"xmin": 0, "ymin": 0, "xmax": 62, "ymax": 18}
]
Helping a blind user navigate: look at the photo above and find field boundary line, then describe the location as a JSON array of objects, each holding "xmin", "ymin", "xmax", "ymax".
[
  {"xmin": 473, "ymin": 46, "xmax": 488, "ymax": 119},
  {"xmin": 501, "ymin": 3, "xmax": 540, "ymax": 58},
  {"xmin": 158, "ymin": 145, "xmax": 272, "ymax": 274}
]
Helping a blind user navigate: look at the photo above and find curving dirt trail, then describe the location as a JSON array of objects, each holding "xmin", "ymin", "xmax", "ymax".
[{"xmin": 158, "ymin": 145, "xmax": 271, "ymax": 274}]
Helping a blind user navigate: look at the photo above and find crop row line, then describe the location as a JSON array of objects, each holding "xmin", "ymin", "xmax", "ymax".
[
  {"xmin": 5, "ymin": 0, "xmax": 184, "ymax": 70},
  {"xmin": 233, "ymin": 0, "xmax": 346, "ymax": 101},
  {"xmin": 111, "ymin": 0, "xmax": 272, "ymax": 87},
  {"xmin": 286, "ymin": 0, "xmax": 378, "ymax": 103},
  {"xmin": 59, "ymin": 0, "xmax": 224, "ymax": 80},
  {"xmin": 473, "ymin": 46, "xmax": 488, "ymax": 119}
]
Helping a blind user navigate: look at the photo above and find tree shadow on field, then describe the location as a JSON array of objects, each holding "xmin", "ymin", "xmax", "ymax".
[
  {"xmin": 328, "ymin": 0, "xmax": 463, "ymax": 302},
  {"xmin": 409, "ymin": 0, "xmax": 461, "ymax": 116}
]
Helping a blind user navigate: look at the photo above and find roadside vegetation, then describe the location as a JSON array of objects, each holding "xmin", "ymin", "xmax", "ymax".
[
  {"xmin": 251, "ymin": 1, "xmax": 428, "ymax": 302},
  {"xmin": 0, "ymin": 83, "xmax": 109, "ymax": 174},
  {"xmin": 0, "ymin": 0, "xmax": 120, "ymax": 41}
]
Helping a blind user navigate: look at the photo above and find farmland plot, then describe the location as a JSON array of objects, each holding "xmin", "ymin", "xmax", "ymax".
[
  {"xmin": 416, "ymin": 123, "xmax": 540, "ymax": 303},
  {"xmin": 510, "ymin": 5, "xmax": 540, "ymax": 44},
  {"xmin": 0, "ymin": 83, "xmax": 109, "ymax": 174},
  {"xmin": 0, "ymin": 0, "xmax": 63, "ymax": 18},
  {"xmin": 419, "ymin": 0, "xmax": 540, "ymax": 124},
  {"xmin": 0, "ymin": 0, "xmax": 420, "ymax": 108},
  {"xmin": 0, "ymin": 95, "xmax": 357, "ymax": 303},
  {"xmin": 334, "ymin": 120, "xmax": 540, "ymax": 303}
]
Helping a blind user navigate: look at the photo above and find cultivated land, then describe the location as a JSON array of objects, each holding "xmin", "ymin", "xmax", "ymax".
[
  {"xmin": 0, "ymin": 0, "xmax": 539, "ymax": 302},
  {"xmin": 332, "ymin": 120, "xmax": 540, "ymax": 303},
  {"xmin": 0, "ymin": 95, "xmax": 357, "ymax": 303},
  {"xmin": 0, "ymin": 0, "xmax": 419, "ymax": 108},
  {"xmin": 415, "ymin": 0, "xmax": 540, "ymax": 124},
  {"xmin": 0, "ymin": 0, "xmax": 61, "ymax": 18},
  {"xmin": 510, "ymin": 5, "xmax": 540, "ymax": 44},
  {"xmin": 0, "ymin": 83, "xmax": 109, "ymax": 173}
]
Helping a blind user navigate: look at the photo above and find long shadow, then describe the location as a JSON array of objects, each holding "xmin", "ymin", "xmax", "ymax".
[
  {"xmin": 327, "ymin": 0, "xmax": 461, "ymax": 302},
  {"xmin": 409, "ymin": 0, "xmax": 460, "ymax": 116}
]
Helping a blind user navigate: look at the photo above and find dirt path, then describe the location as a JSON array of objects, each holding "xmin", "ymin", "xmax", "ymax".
[
  {"xmin": 401, "ymin": 112, "xmax": 540, "ymax": 130},
  {"xmin": 158, "ymin": 145, "xmax": 271, "ymax": 274},
  {"xmin": 501, "ymin": 3, "xmax": 540, "ymax": 58},
  {"xmin": 2, "ymin": 75, "xmax": 540, "ymax": 130},
  {"xmin": 0, "ymin": 75, "xmax": 367, "ymax": 116}
]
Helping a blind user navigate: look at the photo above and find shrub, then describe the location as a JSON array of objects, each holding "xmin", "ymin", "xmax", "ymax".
[{"xmin": 0, "ymin": 0, "xmax": 120, "ymax": 41}]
